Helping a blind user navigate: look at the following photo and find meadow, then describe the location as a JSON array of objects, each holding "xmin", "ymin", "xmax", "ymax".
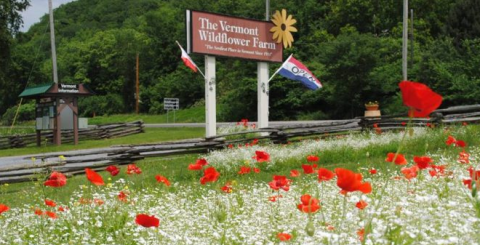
[{"xmin": 0, "ymin": 122, "xmax": 479, "ymax": 244}]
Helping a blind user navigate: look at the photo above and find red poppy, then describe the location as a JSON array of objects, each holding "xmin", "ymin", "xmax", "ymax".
[
  {"xmin": 302, "ymin": 164, "xmax": 315, "ymax": 174},
  {"xmin": 306, "ymin": 155, "xmax": 319, "ymax": 162},
  {"xmin": 0, "ymin": 204, "xmax": 9, "ymax": 215},
  {"xmin": 253, "ymin": 167, "xmax": 260, "ymax": 173},
  {"xmin": 253, "ymin": 151, "xmax": 270, "ymax": 162},
  {"xmin": 155, "ymin": 175, "xmax": 171, "ymax": 186},
  {"xmin": 373, "ymin": 123, "xmax": 379, "ymax": 128},
  {"xmin": 356, "ymin": 200, "xmax": 368, "ymax": 210},
  {"xmin": 468, "ymin": 166, "xmax": 480, "ymax": 180},
  {"xmin": 200, "ymin": 167, "xmax": 220, "ymax": 185},
  {"xmin": 105, "ymin": 165, "xmax": 120, "ymax": 176},
  {"xmin": 252, "ymin": 139, "xmax": 259, "ymax": 145},
  {"xmin": 135, "ymin": 214, "xmax": 160, "ymax": 228},
  {"xmin": 188, "ymin": 163, "xmax": 203, "ymax": 170},
  {"xmin": 369, "ymin": 168, "xmax": 377, "ymax": 175},
  {"xmin": 401, "ymin": 122, "xmax": 406, "ymax": 126},
  {"xmin": 290, "ymin": 169, "xmax": 300, "ymax": 177},
  {"xmin": 459, "ymin": 150, "xmax": 470, "ymax": 164},
  {"xmin": 269, "ymin": 175, "xmax": 290, "ymax": 191},
  {"xmin": 277, "ymin": 233, "xmax": 292, "ymax": 241},
  {"xmin": 401, "ymin": 165, "xmax": 419, "ymax": 180},
  {"xmin": 335, "ymin": 168, "xmax": 372, "ymax": 194},
  {"xmin": 85, "ymin": 168, "xmax": 105, "ymax": 186},
  {"xmin": 238, "ymin": 119, "xmax": 249, "ymax": 127},
  {"xmin": 34, "ymin": 208, "xmax": 43, "ymax": 216},
  {"xmin": 385, "ymin": 153, "xmax": 408, "ymax": 165},
  {"xmin": 463, "ymin": 171, "xmax": 480, "ymax": 190},
  {"xmin": 58, "ymin": 206, "xmax": 67, "ymax": 212},
  {"xmin": 44, "ymin": 171, "xmax": 67, "ymax": 187},
  {"xmin": 318, "ymin": 168, "xmax": 335, "ymax": 182},
  {"xmin": 45, "ymin": 199, "xmax": 56, "ymax": 207},
  {"xmin": 297, "ymin": 194, "xmax": 321, "ymax": 213},
  {"xmin": 126, "ymin": 164, "xmax": 142, "ymax": 175},
  {"xmin": 196, "ymin": 158, "xmax": 208, "ymax": 166},
  {"xmin": 118, "ymin": 191, "xmax": 128, "ymax": 203},
  {"xmin": 413, "ymin": 156, "xmax": 433, "ymax": 169},
  {"xmin": 431, "ymin": 164, "xmax": 446, "ymax": 174},
  {"xmin": 268, "ymin": 195, "xmax": 283, "ymax": 202},
  {"xmin": 221, "ymin": 183, "xmax": 232, "ymax": 193},
  {"xmin": 446, "ymin": 135, "xmax": 456, "ymax": 146},
  {"xmin": 94, "ymin": 199, "xmax": 104, "ymax": 206},
  {"xmin": 238, "ymin": 166, "xmax": 251, "ymax": 174},
  {"xmin": 399, "ymin": 80, "xmax": 443, "ymax": 117},
  {"xmin": 357, "ymin": 228, "xmax": 365, "ymax": 241},
  {"xmin": 455, "ymin": 140, "xmax": 467, "ymax": 148},
  {"xmin": 45, "ymin": 211, "xmax": 57, "ymax": 219},
  {"xmin": 228, "ymin": 144, "xmax": 234, "ymax": 149}
]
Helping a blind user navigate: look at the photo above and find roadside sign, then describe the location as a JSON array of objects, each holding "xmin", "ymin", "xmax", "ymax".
[
  {"xmin": 164, "ymin": 98, "xmax": 179, "ymax": 110},
  {"xmin": 164, "ymin": 98, "xmax": 179, "ymax": 123}
]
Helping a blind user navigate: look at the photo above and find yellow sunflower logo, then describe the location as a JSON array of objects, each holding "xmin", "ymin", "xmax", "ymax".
[{"xmin": 270, "ymin": 9, "xmax": 297, "ymax": 49}]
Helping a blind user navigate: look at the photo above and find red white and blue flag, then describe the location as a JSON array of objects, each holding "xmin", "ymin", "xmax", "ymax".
[{"xmin": 277, "ymin": 54, "xmax": 322, "ymax": 90}]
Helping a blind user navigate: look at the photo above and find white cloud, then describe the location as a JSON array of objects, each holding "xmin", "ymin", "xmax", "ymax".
[{"xmin": 20, "ymin": 0, "xmax": 76, "ymax": 32}]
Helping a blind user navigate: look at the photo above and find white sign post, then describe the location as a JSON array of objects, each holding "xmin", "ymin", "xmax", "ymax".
[
  {"xmin": 164, "ymin": 98, "xmax": 179, "ymax": 123},
  {"xmin": 258, "ymin": 1, "xmax": 270, "ymax": 130},
  {"xmin": 205, "ymin": 56, "xmax": 216, "ymax": 137}
]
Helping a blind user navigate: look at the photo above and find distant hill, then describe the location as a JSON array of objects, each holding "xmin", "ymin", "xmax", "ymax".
[{"xmin": 3, "ymin": 0, "xmax": 480, "ymax": 122}]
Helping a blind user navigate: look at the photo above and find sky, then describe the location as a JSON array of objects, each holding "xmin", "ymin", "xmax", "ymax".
[{"xmin": 20, "ymin": 0, "xmax": 76, "ymax": 32}]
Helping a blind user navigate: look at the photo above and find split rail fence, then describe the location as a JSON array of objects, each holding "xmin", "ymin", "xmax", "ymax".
[
  {"xmin": 1, "ymin": 105, "xmax": 479, "ymax": 184},
  {"xmin": 0, "ymin": 121, "xmax": 144, "ymax": 149}
]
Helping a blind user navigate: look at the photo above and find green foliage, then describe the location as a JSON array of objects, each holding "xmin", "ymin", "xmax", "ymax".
[
  {"xmin": 1, "ymin": 100, "xmax": 35, "ymax": 125},
  {"xmin": 1, "ymin": 0, "xmax": 480, "ymax": 121},
  {"xmin": 79, "ymin": 93, "xmax": 125, "ymax": 117},
  {"xmin": 445, "ymin": 0, "xmax": 480, "ymax": 45}
]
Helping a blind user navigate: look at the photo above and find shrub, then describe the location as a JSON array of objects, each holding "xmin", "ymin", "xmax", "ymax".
[{"xmin": 1, "ymin": 101, "xmax": 36, "ymax": 125}]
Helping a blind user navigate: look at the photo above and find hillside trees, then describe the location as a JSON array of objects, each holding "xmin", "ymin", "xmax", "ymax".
[
  {"xmin": 2, "ymin": 0, "xmax": 480, "ymax": 121},
  {"xmin": 0, "ymin": 0, "xmax": 30, "ymax": 115}
]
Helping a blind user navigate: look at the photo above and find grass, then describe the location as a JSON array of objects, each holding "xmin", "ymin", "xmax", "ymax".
[
  {"xmin": 0, "ymin": 127, "xmax": 204, "ymax": 157},
  {"xmin": 2, "ymin": 124, "xmax": 479, "ymax": 205},
  {"xmin": 1, "ymin": 124, "xmax": 480, "ymax": 244},
  {"xmin": 88, "ymin": 106, "xmax": 206, "ymax": 125}
]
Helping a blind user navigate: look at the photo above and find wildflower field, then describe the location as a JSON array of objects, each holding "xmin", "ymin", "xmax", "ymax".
[{"xmin": 1, "ymin": 123, "xmax": 480, "ymax": 244}]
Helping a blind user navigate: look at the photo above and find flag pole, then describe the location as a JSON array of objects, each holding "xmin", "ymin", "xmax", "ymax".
[
  {"xmin": 175, "ymin": 40, "xmax": 205, "ymax": 78},
  {"xmin": 267, "ymin": 54, "xmax": 293, "ymax": 83}
]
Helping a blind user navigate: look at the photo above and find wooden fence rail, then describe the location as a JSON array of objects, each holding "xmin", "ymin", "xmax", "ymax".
[
  {"xmin": 1, "ymin": 105, "xmax": 480, "ymax": 184},
  {"xmin": 0, "ymin": 121, "xmax": 144, "ymax": 150}
]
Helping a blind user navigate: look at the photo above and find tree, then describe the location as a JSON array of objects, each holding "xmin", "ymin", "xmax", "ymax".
[
  {"xmin": 0, "ymin": 0, "xmax": 30, "ymax": 115},
  {"xmin": 445, "ymin": 0, "xmax": 480, "ymax": 45}
]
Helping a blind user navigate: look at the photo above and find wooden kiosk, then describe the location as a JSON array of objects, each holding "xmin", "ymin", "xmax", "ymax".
[{"xmin": 19, "ymin": 83, "xmax": 94, "ymax": 146}]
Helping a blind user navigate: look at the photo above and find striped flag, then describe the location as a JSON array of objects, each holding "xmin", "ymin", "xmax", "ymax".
[
  {"xmin": 278, "ymin": 54, "xmax": 322, "ymax": 90},
  {"xmin": 177, "ymin": 43, "xmax": 198, "ymax": 72}
]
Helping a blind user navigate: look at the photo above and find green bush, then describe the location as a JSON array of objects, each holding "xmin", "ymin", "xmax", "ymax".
[
  {"xmin": 1, "ymin": 101, "xmax": 36, "ymax": 125},
  {"xmin": 79, "ymin": 94, "xmax": 125, "ymax": 117}
]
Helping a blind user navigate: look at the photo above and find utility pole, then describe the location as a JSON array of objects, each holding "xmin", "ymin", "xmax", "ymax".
[
  {"xmin": 410, "ymin": 9, "xmax": 414, "ymax": 71},
  {"xmin": 136, "ymin": 53, "xmax": 140, "ymax": 114},
  {"xmin": 402, "ymin": 0, "xmax": 408, "ymax": 81},
  {"xmin": 48, "ymin": 0, "xmax": 58, "ymax": 84}
]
